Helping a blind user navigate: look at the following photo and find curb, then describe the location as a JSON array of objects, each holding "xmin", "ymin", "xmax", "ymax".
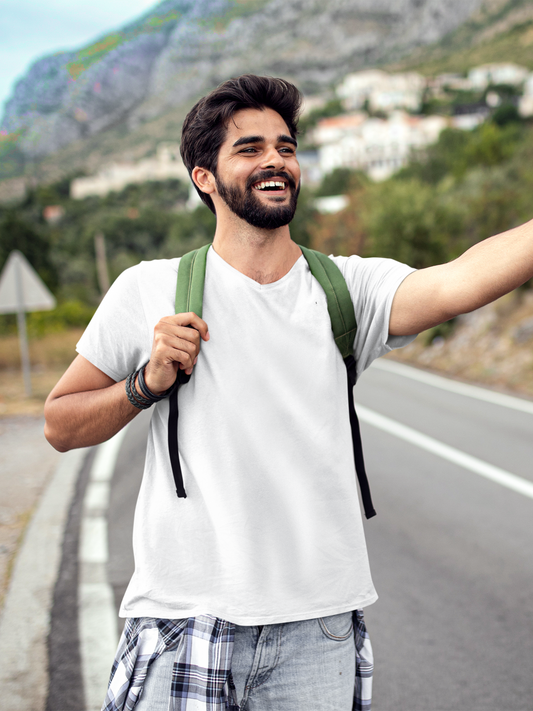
[{"xmin": 0, "ymin": 447, "xmax": 88, "ymax": 711}]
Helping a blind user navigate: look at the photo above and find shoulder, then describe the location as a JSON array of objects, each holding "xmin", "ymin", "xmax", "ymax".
[
  {"xmin": 110, "ymin": 257, "xmax": 181, "ymax": 296},
  {"xmin": 328, "ymin": 254, "xmax": 415, "ymax": 294},
  {"xmin": 135, "ymin": 257, "xmax": 181, "ymax": 281}
]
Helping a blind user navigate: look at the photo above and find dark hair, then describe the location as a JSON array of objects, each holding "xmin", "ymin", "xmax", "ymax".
[{"xmin": 180, "ymin": 74, "xmax": 303, "ymax": 213}]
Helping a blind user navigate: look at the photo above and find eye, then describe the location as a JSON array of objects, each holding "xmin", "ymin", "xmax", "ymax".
[
  {"xmin": 240, "ymin": 147, "xmax": 258, "ymax": 154},
  {"xmin": 279, "ymin": 147, "xmax": 296, "ymax": 154}
]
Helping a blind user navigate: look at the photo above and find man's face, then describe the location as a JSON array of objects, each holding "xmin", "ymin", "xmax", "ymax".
[{"xmin": 213, "ymin": 107, "xmax": 301, "ymax": 229}]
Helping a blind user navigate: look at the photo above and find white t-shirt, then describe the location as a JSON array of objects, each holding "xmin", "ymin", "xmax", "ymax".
[{"xmin": 77, "ymin": 246, "xmax": 415, "ymax": 625}]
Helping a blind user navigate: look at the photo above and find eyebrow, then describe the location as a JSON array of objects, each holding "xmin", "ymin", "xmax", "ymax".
[{"xmin": 232, "ymin": 134, "xmax": 298, "ymax": 148}]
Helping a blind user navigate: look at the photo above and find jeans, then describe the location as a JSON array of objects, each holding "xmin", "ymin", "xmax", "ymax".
[{"xmin": 135, "ymin": 611, "xmax": 356, "ymax": 710}]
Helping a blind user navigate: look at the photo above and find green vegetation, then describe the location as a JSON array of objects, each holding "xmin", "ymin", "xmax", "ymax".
[
  {"xmin": 66, "ymin": 7, "xmax": 182, "ymax": 81},
  {"xmin": 0, "ymin": 132, "xmax": 25, "ymax": 180},
  {"xmin": 200, "ymin": 0, "xmax": 270, "ymax": 31}
]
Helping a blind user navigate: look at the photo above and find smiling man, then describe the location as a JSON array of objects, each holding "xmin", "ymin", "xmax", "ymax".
[{"xmin": 44, "ymin": 75, "xmax": 533, "ymax": 711}]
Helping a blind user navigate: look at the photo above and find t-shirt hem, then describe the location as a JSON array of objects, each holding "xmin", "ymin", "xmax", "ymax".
[{"xmin": 119, "ymin": 592, "xmax": 379, "ymax": 625}]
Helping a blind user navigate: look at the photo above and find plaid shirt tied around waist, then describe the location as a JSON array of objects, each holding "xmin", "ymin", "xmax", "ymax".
[{"xmin": 102, "ymin": 612, "xmax": 373, "ymax": 711}]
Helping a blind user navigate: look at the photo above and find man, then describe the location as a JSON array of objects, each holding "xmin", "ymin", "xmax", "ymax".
[{"xmin": 45, "ymin": 75, "xmax": 533, "ymax": 710}]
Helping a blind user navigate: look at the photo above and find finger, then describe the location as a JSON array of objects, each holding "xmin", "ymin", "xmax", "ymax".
[
  {"xmin": 155, "ymin": 324, "xmax": 201, "ymax": 354},
  {"xmin": 163, "ymin": 313, "xmax": 210, "ymax": 341},
  {"xmin": 182, "ymin": 356, "xmax": 198, "ymax": 376}
]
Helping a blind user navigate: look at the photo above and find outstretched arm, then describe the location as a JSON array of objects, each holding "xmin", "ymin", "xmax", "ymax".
[
  {"xmin": 44, "ymin": 312, "xmax": 209, "ymax": 452},
  {"xmin": 390, "ymin": 218, "xmax": 533, "ymax": 336}
]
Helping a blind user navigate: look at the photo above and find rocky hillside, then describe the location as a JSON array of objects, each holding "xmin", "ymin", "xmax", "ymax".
[
  {"xmin": 2, "ymin": 0, "xmax": 486, "ymax": 168},
  {"xmin": 389, "ymin": 289, "xmax": 533, "ymax": 399}
]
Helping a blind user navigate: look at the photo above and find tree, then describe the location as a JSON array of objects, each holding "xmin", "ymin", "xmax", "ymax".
[
  {"xmin": 0, "ymin": 209, "xmax": 58, "ymax": 290},
  {"xmin": 310, "ymin": 188, "xmax": 367, "ymax": 257},
  {"xmin": 362, "ymin": 179, "xmax": 466, "ymax": 268}
]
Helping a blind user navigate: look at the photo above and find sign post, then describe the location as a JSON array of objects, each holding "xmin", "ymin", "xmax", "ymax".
[{"xmin": 0, "ymin": 251, "xmax": 56, "ymax": 396}]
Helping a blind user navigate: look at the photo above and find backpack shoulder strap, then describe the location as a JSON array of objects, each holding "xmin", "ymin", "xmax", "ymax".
[
  {"xmin": 300, "ymin": 246, "xmax": 376, "ymax": 519},
  {"xmin": 175, "ymin": 243, "xmax": 210, "ymax": 316},
  {"xmin": 168, "ymin": 244, "xmax": 210, "ymax": 499},
  {"xmin": 299, "ymin": 246, "xmax": 357, "ymax": 359}
]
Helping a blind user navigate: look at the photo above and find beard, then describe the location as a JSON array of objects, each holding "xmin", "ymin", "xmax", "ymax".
[{"xmin": 216, "ymin": 170, "xmax": 300, "ymax": 230}]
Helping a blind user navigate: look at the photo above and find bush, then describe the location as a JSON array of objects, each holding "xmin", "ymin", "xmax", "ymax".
[
  {"xmin": 362, "ymin": 179, "xmax": 467, "ymax": 268},
  {"xmin": 26, "ymin": 300, "xmax": 96, "ymax": 338}
]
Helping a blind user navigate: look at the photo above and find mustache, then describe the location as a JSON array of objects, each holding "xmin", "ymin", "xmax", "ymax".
[{"xmin": 246, "ymin": 170, "xmax": 297, "ymax": 191}]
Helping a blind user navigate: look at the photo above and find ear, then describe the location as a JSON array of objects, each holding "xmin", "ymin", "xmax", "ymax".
[{"xmin": 192, "ymin": 166, "xmax": 216, "ymax": 195}]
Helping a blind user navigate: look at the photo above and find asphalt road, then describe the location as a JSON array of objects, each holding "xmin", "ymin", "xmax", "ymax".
[
  {"xmin": 48, "ymin": 362, "xmax": 533, "ymax": 711},
  {"xmin": 357, "ymin": 362, "xmax": 533, "ymax": 711}
]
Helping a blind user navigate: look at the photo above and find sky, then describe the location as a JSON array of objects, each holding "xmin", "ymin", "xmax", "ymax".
[{"xmin": 0, "ymin": 0, "xmax": 159, "ymax": 115}]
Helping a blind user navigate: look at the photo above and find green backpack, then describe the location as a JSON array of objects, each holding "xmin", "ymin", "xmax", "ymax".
[{"xmin": 168, "ymin": 244, "xmax": 376, "ymax": 519}]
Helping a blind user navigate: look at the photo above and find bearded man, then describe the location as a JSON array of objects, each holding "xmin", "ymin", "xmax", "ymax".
[{"xmin": 45, "ymin": 75, "xmax": 533, "ymax": 710}]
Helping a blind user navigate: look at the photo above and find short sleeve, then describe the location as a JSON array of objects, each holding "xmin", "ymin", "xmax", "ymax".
[
  {"xmin": 76, "ymin": 265, "xmax": 153, "ymax": 382},
  {"xmin": 330, "ymin": 255, "xmax": 417, "ymax": 378}
]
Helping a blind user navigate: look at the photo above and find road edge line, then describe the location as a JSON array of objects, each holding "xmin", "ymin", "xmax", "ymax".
[
  {"xmin": 79, "ymin": 427, "xmax": 129, "ymax": 711},
  {"xmin": 358, "ymin": 405, "xmax": 533, "ymax": 501}
]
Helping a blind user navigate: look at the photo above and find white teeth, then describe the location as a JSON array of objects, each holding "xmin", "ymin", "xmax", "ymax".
[{"xmin": 254, "ymin": 180, "xmax": 286, "ymax": 190}]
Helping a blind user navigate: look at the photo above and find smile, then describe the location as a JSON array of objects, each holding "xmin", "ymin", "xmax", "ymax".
[{"xmin": 252, "ymin": 180, "xmax": 288, "ymax": 192}]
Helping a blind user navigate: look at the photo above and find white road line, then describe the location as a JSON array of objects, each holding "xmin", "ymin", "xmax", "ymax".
[
  {"xmin": 91, "ymin": 433, "xmax": 128, "ymax": 481},
  {"xmin": 80, "ymin": 518, "xmax": 109, "ymax": 563},
  {"xmin": 372, "ymin": 359, "xmax": 533, "ymax": 415},
  {"xmin": 358, "ymin": 405, "xmax": 533, "ymax": 501},
  {"xmin": 79, "ymin": 427, "xmax": 129, "ymax": 711}
]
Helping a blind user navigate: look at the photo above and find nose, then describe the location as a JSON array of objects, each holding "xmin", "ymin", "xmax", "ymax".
[{"xmin": 260, "ymin": 145, "xmax": 285, "ymax": 170}]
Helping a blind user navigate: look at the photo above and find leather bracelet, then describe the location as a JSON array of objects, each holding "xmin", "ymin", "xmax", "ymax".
[
  {"xmin": 126, "ymin": 371, "xmax": 152, "ymax": 410},
  {"xmin": 137, "ymin": 364, "xmax": 174, "ymax": 402}
]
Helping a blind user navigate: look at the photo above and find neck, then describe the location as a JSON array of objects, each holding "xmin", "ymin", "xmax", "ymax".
[{"xmin": 211, "ymin": 214, "xmax": 301, "ymax": 284}]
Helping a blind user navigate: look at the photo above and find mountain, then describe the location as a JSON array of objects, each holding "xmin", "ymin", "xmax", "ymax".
[
  {"xmin": 1, "ymin": 0, "xmax": 485, "ymax": 167},
  {"xmin": 2, "ymin": 0, "xmax": 533, "ymax": 188}
]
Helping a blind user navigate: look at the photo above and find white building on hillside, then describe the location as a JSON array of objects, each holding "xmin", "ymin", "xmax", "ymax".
[
  {"xmin": 519, "ymin": 73, "xmax": 533, "ymax": 117},
  {"xmin": 468, "ymin": 63, "xmax": 530, "ymax": 90},
  {"xmin": 430, "ymin": 73, "xmax": 474, "ymax": 92},
  {"xmin": 315, "ymin": 111, "xmax": 448, "ymax": 181},
  {"xmin": 337, "ymin": 70, "xmax": 426, "ymax": 114},
  {"xmin": 70, "ymin": 143, "xmax": 189, "ymax": 199}
]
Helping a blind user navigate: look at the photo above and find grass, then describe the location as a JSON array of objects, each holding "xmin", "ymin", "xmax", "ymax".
[
  {"xmin": 0, "ymin": 329, "xmax": 83, "ymax": 369},
  {"xmin": 388, "ymin": 15, "xmax": 533, "ymax": 76},
  {"xmin": 0, "ymin": 329, "xmax": 81, "ymax": 416}
]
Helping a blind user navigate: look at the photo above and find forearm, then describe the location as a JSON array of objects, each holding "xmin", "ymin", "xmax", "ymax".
[
  {"xmin": 391, "ymin": 218, "xmax": 533, "ymax": 335},
  {"xmin": 444, "ymin": 217, "xmax": 533, "ymax": 313},
  {"xmin": 44, "ymin": 379, "xmax": 140, "ymax": 452}
]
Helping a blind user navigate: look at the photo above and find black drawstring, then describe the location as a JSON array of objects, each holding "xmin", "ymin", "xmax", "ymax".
[{"xmin": 344, "ymin": 355, "xmax": 376, "ymax": 519}]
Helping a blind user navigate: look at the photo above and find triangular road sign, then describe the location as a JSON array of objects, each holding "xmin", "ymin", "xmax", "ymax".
[{"xmin": 0, "ymin": 250, "xmax": 56, "ymax": 314}]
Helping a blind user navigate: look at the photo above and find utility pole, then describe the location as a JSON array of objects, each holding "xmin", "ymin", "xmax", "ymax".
[
  {"xmin": 94, "ymin": 232, "xmax": 110, "ymax": 296},
  {"xmin": 14, "ymin": 255, "xmax": 32, "ymax": 396}
]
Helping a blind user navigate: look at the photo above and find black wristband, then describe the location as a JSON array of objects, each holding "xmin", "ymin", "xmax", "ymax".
[
  {"xmin": 137, "ymin": 364, "xmax": 174, "ymax": 402},
  {"xmin": 126, "ymin": 371, "xmax": 152, "ymax": 410}
]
